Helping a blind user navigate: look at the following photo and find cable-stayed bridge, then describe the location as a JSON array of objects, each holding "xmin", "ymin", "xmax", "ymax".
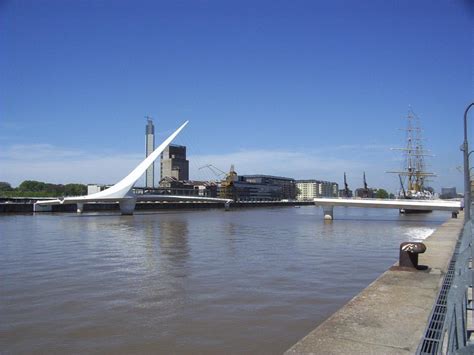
[{"xmin": 34, "ymin": 121, "xmax": 232, "ymax": 215}]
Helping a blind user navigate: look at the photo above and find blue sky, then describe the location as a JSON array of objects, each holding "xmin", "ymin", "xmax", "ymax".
[{"xmin": 0, "ymin": 0, "xmax": 473, "ymax": 192}]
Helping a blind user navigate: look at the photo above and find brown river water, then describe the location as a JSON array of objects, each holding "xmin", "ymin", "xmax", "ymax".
[{"xmin": 0, "ymin": 206, "xmax": 447, "ymax": 354}]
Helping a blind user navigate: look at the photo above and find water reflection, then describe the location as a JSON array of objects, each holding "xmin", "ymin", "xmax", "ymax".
[
  {"xmin": 159, "ymin": 217, "xmax": 190, "ymax": 267},
  {"xmin": 143, "ymin": 219, "xmax": 159, "ymax": 270},
  {"xmin": 224, "ymin": 222, "xmax": 238, "ymax": 256},
  {"xmin": 0, "ymin": 207, "xmax": 448, "ymax": 354}
]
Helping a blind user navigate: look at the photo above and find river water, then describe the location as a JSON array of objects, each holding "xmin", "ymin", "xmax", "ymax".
[{"xmin": 0, "ymin": 206, "xmax": 447, "ymax": 354}]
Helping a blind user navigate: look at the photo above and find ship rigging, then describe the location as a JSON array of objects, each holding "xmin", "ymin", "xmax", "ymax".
[{"xmin": 386, "ymin": 108, "xmax": 436, "ymax": 203}]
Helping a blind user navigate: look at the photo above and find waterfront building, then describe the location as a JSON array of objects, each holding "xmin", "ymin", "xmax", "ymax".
[
  {"xmin": 145, "ymin": 118, "xmax": 155, "ymax": 188},
  {"xmin": 241, "ymin": 175, "xmax": 296, "ymax": 200},
  {"xmin": 296, "ymin": 180, "xmax": 339, "ymax": 201},
  {"xmin": 160, "ymin": 144, "xmax": 189, "ymax": 181},
  {"xmin": 158, "ymin": 176, "xmax": 217, "ymax": 197},
  {"xmin": 192, "ymin": 181, "xmax": 218, "ymax": 197},
  {"xmin": 219, "ymin": 168, "xmax": 295, "ymax": 201}
]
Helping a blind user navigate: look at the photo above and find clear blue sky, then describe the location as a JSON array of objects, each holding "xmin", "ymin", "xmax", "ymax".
[{"xmin": 0, "ymin": 0, "xmax": 473, "ymax": 192}]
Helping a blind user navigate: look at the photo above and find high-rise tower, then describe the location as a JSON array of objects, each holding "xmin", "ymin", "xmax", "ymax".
[{"xmin": 145, "ymin": 117, "xmax": 155, "ymax": 188}]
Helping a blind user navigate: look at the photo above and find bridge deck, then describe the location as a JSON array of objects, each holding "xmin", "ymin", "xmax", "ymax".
[{"xmin": 313, "ymin": 198, "xmax": 461, "ymax": 211}]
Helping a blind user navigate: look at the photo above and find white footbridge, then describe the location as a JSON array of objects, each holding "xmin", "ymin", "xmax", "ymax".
[
  {"xmin": 34, "ymin": 121, "xmax": 232, "ymax": 215},
  {"xmin": 314, "ymin": 197, "xmax": 462, "ymax": 220}
]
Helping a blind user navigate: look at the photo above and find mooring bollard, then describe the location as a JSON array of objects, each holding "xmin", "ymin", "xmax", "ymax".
[{"xmin": 398, "ymin": 242, "xmax": 427, "ymax": 270}]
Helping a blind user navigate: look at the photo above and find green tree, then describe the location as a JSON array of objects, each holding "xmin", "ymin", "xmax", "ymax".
[
  {"xmin": 45, "ymin": 183, "xmax": 65, "ymax": 195},
  {"xmin": 64, "ymin": 184, "xmax": 87, "ymax": 196},
  {"xmin": 18, "ymin": 180, "xmax": 47, "ymax": 192},
  {"xmin": 7, "ymin": 180, "xmax": 87, "ymax": 197},
  {"xmin": 375, "ymin": 189, "xmax": 389, "ymax": 199},
  {"xmin": 0, "ymin": 182, "xmax": 13, "ymax": 191}
]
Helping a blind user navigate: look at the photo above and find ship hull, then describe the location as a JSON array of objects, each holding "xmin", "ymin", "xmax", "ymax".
[{"xmin": 399, "ymin": 208, "xmax": 433, "ymax": 214}]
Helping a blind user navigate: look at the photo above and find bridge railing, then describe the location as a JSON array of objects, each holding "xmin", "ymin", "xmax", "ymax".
[{"xmin": 417, "ymin": 221, "xmax": 472, "ymax": 354}]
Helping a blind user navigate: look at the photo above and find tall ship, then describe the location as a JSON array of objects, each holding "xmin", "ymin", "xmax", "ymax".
[{"xmin": 387, "ymin": 108, "xmax": 436, "ymax": 213}]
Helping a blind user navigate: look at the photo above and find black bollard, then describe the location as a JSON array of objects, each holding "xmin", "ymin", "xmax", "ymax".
[{"xmin": 398, "ymin": 242, "xmax": 427, "ymax": 270}]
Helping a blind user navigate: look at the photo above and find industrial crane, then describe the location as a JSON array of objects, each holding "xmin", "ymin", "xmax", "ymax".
[
  {"xmin": 198, "ymin": 164, "xmax": 227, "ymax": 180},
  {"xmin": 344, "ymin": 172, "xmax": 350, "ymax": 197},
  {"xmin": 361, "ymin": 171, "xmax": 370, "ymax": 198}
]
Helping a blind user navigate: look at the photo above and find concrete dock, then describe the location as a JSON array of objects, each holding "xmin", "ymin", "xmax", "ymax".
[{"xmin": 285, "ymin": 214, "xmax": 464, "ymax": 354}]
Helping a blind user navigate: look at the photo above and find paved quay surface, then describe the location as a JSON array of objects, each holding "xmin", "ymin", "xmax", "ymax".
[{"xmin": 285, "ymin": 214, "xmax": 464, "ymax": 355}]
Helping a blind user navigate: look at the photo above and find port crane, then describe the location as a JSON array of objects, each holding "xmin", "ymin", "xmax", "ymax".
[
  {"xmin": 198, "ymin": 164, "xmax": 227, "ymax": 181},
  {"xmin": 361, "ymin": 171, "xmax": 370, "ymax": 198},
  {"xmin": 343, "ymin": 172, "xmax": 350, "ymax": 197}
]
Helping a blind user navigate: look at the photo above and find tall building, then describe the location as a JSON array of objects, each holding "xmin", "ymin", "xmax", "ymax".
[
  {"xmin": 296, "ymin": 180, "xmax": 339, "ymax": 201},
  {"xmin": 160, "ymin": 144, "xmax": 189, "ymax": 181},
  {"xmin": 145, "ymin": 118, "xmax": 155, "ymax": 188}
]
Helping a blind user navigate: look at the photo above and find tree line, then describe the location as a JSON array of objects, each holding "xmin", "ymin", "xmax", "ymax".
[{"xmin": 0, "ymin": 180, "xmax": 87, "ymax": 197}]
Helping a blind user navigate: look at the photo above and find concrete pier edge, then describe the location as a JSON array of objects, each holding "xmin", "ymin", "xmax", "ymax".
[{"xmin": 285, "ymin": 214, "xmax": 464, "ymax": 355}]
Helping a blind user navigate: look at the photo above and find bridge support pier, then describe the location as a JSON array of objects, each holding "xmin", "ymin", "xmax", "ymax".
[
  {"xmin": 224, "ymin": 201, "xmax": 231, "ymax": 211},
  {"xmin": 77, "ymin": 203, "xmax": 84, "ymax": 213},
  {"xmin": 33, "ymin": 203, "xmax": 52, "ymax": 212},
  {"xmin": 120, "ymin": 198, "xmax": 136, "ymax": 215},
  {"xmin": 322, "ymin": 206, "xmax": 334, "ymax": 220}
]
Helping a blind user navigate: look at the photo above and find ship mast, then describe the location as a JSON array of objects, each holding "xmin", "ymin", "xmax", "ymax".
[{"xmin": 387, "ymin": 108, "xmax": 436, "ymax": 196}]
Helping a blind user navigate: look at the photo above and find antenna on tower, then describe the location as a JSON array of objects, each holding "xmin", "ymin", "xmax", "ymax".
[{"xmin": 145, "ymin": 115, "xmax": 153, "ymax": 123}]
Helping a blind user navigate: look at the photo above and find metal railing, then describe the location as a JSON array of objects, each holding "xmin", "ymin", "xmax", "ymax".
[{"xmin": 417, "ymin": 221, "xmax": 473, "ymax": 354}]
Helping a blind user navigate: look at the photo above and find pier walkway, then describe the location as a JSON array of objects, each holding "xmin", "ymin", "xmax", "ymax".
[{"xmin": 286, "ymin": 214, "xmax": 469, "ymax": 354}]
